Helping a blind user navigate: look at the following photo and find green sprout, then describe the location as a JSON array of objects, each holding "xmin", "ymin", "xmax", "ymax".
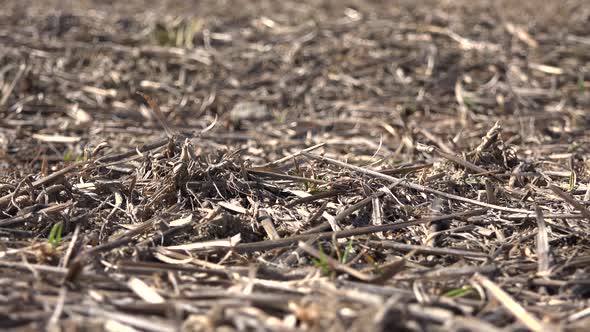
[
  {"xmin": 578, "ymin": 76, "xmax": 586, "ymax": 93},
  {"xmin": 567, "ymin": 142, "xmax": 582, "ymax": 153},
  {"xmin": 274, "ymin": 110, "xmax": 288, "ymax": 124},
  {"xmin": 443, "ymin": 286, "xmax": 473, "ymax": 298},
  {"xmin": 63, "ymin": 151, "xmax": 75, "ymax": 162},
  {"xmin": 311, "ymin": 245, "xmax": 331, "ymax": 275},
  {"xmin": 63, "ymin": 151, "xmax": 84, "ymax": 162},
  {"xmin": 463, "ymin": 96, "xmax": 478, "ymax": 109},
  {"xmin": 569, "ymin": 170, "xmax": 577, "ymax": 192},
  {"xmin": 153, "ymin": 19, "xmax": 203, "ymax": 48},
  {"xmin": 341, "ymin": 238, "xmax": 354, "ymax": 264},
  {"xmin": 48, "ymin": 222, "xmax": 63, "ymax": 248}
]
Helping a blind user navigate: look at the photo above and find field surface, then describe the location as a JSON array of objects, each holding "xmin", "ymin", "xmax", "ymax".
[{"xmin": 1, "ymin": 0, "xmax": 590, "ymax": 331}]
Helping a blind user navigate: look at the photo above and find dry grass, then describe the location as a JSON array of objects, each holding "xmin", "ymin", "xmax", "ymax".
[{"xmin": 1, "ymin": 0, "xmax": 590, "ymax": 331}]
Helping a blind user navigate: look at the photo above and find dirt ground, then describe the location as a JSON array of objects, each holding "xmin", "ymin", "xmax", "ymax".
[{"xmin": 1, "ymin": 0, "xmax": 590, "ymax": 331}]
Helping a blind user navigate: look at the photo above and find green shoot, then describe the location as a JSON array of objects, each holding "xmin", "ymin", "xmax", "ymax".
[
  {"xmin": 463, "ymin": 96, "xmax": 478, "ymax": 109},
  {"xmin": 153, "ymin": 19, "xmax": 203, "ymax": 48},
  {"xmin": 63, "ymin": 151, "xmax": 75, "ymax": 162},
  {"xmin": 568, "ymin": 142, "xmax": 581, "ymax": 153},
  {"xmin": 569, "ymin": 170, "xmax": 577, "ymax": 192},
  {"xmin": 48, "ymin": 222, "xmax": 63, "ymax": 248},
  {"xmin": 578, "ymin": 76, "xmax": 586, "ymax": 92},
  {"xmin": 341, "ymin": 238, "xmax": 354, "ymax": 264},
  {"xmin": 443, "ymin": 286, "xmax": 473, "ymax": 298},
  {"xmin": 311, "ymin": 245, "xmax": 330, "ymax": 275},
  {"xmin": 63, "ymin": 151, "xmax": 84, "ymax": 162},
  {"xmin": 274, "ymin": 110, "xmax": 288, "ymax": 124}
]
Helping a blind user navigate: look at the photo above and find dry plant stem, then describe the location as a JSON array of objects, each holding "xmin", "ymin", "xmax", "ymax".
[
  {"xmin": 137, "ymin": 208, "xmax": 220, "ymax": 247},
  {"xmin": 64, "ymin": 223, "xmax": 158, "ymax": 283},
  {"xmin": 47, "ymin": 286, "xmax": 67, "ymax": 328},
  {"xmin": 95, "ymin": 138, "xmax": 170, "ymax": 163},
  {"xmin": 61, "ymin": 224, "xmax": 80, "ymax": 268},
  {"xmin": 298, "ymin": 241, "xmax": 372, "ymax": 281},
  {"xmin": 417, "ymin": 127, "xmax": 455, "ymax": 154},
  {"xmin": 287, "ymin": 190, "xmax": 343, "ymax": 207},
  {"xmin": 0, "ymin": 202, "xmax": 72, "ymax": 227},
  {"xmin": 281, "ymin": 235, "xmax": 321, "ymax": 266},
  {"xmin": 0, "ymin": 260, "xmax": 108, "ymax": 282},
  {"xmin": 256, "ymin": 142, "xmax": 326, "ymax": 167},
  {"xmin": 548, "ymin": 184, "xmax": 590, "ymax": 220},
  {"xmin": 70, "ymin": 306, "xmax": 176, "ymax": 332},
  {"xmin": 472, "ymin": 273, "xmax": 553, "ymax": 332},
  {"xmin": 485, "ymin": 180, "xmax": 497, "ymax": 204},
  {"xmin": 568, "ymin": 306, "xmax": 590, "ymax": 324},
  {"xmin": 369, "ymin": 240, "xmax": 488, "ymax": 258},
  {"xmin": 303, "ymin": 182, "xmax": 403, "ymax": 234},
  {"xmin": 470, "ymin": 121, "xmax": 502, "ymax": 157},
  {"xmin": 136, "ymin": 222, "xmax": 192, "ymax": 247},
  {"xmin": 0, "ymin": 160, "xmax": 90, "ymax": 208},
  {"xmin": 247, "ymin": 169, "xmax": 327, "ymax": 184},
  {"xmin": 304, "ymin": 201, "xmax": 329, "ymax": 226},
  {"xmin": 370, "ymin": 257, "xmax": 407, "ymax": 284},
  {"xmin": 430, "ymin": 146, "xmax": 502, "ymax": 182},
  {"xmin": 504, "ymin": 213, "xmax": 584, "ymax": 220},
  {"xmin": 2, "ymin": 2, "xmax": 589, "ymax": 330},
  {"xmin": 0, "ymin": 63, "xmax": 26, "ymax": 106},
  {"xmin": 303, "ymin": 152, "xmax": 532, "ymax": 214},
  {"xmin": 228, "ymin": 209, "xmax": 485, "ymax": 253},
  {"xmin": 261, "ymin": 217, "xmax": 280, "ymax": 240},
  {"xmin": 136, "ymin": 91, "xmax": 176, "ymax": 138},
  {"xmin": 379, "ymin": 164, "xmax": 433, "ymax": 176},
  {"xmin": 71, "ymin": 218, "xmax": 158, "ymax": 268},
  {"xmin": 534, "ymin": 204, "xmax": 551, "ymax": 275},
  {"xmin": 116, "ymin": 260, "xmax": 227, "ymax": 277}
]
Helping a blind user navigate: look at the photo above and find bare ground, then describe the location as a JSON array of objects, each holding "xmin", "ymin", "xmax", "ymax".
[{"xmin": 1, "ymin": 0, "xmax": 590, "ymax": 331}]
